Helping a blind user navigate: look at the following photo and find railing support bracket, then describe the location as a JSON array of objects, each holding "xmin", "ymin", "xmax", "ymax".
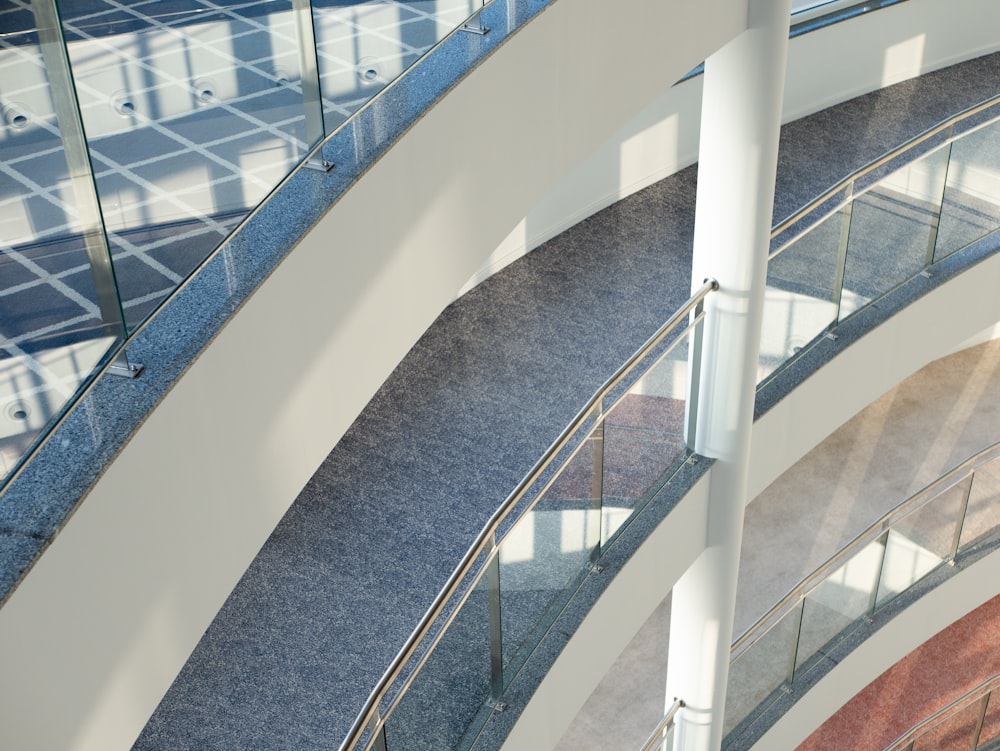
[
  {"xmin": 109, "ymin": 361, "xmax": 144, "ymax": 379},
  {"xmin": 306, "ymin": 157, "xmax": 334, "ymax": 172},
  {"xmin": 460, "ymin": 11, "xmax": 489, "ymax": 35},
  {"xmin": 109, "ymin": 348, "xmax": 144, "ymax": 379}
]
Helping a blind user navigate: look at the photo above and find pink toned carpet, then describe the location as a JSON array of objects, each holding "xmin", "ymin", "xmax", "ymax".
[{"xmin": 796, "ymin": 594, "xmax": 1000, "ymax": 751}]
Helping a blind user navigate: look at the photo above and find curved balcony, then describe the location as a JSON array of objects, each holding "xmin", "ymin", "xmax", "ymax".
[{"xmin": 2, "ymin": 1, "xmax": 1000, "ymax": 750}]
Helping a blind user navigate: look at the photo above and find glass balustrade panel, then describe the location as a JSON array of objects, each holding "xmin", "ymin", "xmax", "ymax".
[
  {"xmin": 601, "ymin": 332, "xmax": 693, "ymax": 545},
  {"xmin": 875, "ymin": 483, "xmax": 966, "ymax": 608},
  {"xmin": 383, "ymin": 571, "xmax": 494, "ymax": 751},
  {"xmin": 960, "ymin": 458, "xmax": 1000, "ymax": 550},
  {"xmin": 911, "ymin": 699, "xmax": 984, "ymax": 751},
  {"xmin": 723, "ymin": 603, "xmax": 801, "ymax": 739},
  {"xmin": 61, "ymin": 0, "xmax": 321, "ymax": 330},
  {"xmin": 759, "ymin": 207, "xmax": 845, "ymax": 383},
  {"xmin": 312, "ymin": 0, "xmax": 483, "ymax": 134},
  {"xmin": 498, "ymin": 431, "xmax": 601, "ymax": 689},
  {"xmin": 934, "ymin": 121, "xmax": 1000, "ymax": 262},
  {"xmin": 794, "ymin": 539, "xmax": 884, "ymax": 679},
  {"xmin": 840, "ymin": 147, "xmax": 950, "ymax": 319},
  {"xmin": 0, "ymin": 5, "xmax": 120, "ymax": 486},
  {"xmin": 977, "ymin": 690, "xmax": 1000, "ymax": 748}
]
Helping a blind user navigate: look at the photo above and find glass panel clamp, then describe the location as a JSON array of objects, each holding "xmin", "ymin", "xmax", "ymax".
[
  {"xmin": 305, "ymin": 156, "xmax": 334, "ymax": 172},
  {"xmin": 461, "ymin": 12, "xmax": 490, "ymax": 34},
  {"xmin": 109, "ymin": 348, "xmax": 144, "ymax": 379}
]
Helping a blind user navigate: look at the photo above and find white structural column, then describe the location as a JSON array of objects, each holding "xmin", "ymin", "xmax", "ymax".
[{"xmin": 667, "ymin": 1, "xmax": 791, "ymax": 749}]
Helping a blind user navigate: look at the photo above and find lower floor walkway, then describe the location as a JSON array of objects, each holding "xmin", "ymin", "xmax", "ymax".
[
  {"xmin": 799, "ymin": 591, "xmax": 1000, "ymax": 751},
  {"xmin": 133, "ymin": 51, "xmax": 1000, "ymax": 751},
  {"xmin": 559, "ymin": 337, "xmax": 1000, "ymax": 749}
]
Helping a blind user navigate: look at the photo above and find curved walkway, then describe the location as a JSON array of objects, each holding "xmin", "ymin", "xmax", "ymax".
[
  {"xmin": 797, "ymin": 592, "xmax": 1000, "ymax": 750},
  {"xmin": 132, "ymin": 52, "xmax": 1000, "ymax": 750},
  {"xmin": 558, "ymin": 337, "xmax": 1000, "ymax": 750}
]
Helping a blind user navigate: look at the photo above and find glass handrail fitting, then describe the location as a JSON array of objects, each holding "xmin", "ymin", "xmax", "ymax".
[
  {"xmin": 759, "ymin": 93, "xmax": 1000, "ymax": 385},
  {"xmin": 639, "ymin": 698, "xmax": 686, "ymax": 751},
  {"xmin": 340, "ymin": 279, "xmax": 718, "ymax": 751},
  {"xmin": 724, "ymin": 440, "xmax": 1000, "ymax": 742},
  {"xmin": 0, "ymin": 0, "xmax": 491, "ymax": 495}
]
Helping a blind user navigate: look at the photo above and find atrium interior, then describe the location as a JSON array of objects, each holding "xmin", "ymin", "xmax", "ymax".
[{"xmin": 1, "ymin": 1, "xmax": 1000, "ymax": 750}]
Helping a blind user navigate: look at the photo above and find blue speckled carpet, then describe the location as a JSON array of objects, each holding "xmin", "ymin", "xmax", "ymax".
[{"xmin": 131, "ymin": 50, "xmax": 1000, "ymax": 751}]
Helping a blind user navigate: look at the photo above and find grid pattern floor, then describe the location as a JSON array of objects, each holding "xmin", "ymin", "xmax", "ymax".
[{"xmin": 0, "ymin": 0, "xmax": 476, "ymax": 475}]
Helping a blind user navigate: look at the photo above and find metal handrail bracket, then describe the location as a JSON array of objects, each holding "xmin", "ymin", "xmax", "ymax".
[{"xmin": 770, "ymin": 93, "xmax": 1000, "ymax": 259}]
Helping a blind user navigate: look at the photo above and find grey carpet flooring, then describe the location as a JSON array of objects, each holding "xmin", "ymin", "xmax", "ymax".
[{"xmin": 131, "ymin": 51, "xmax": 1000, "ymax": 751}]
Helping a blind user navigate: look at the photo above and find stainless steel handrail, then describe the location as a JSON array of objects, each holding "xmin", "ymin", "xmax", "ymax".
[
  {"xmin": 731, "ymin": 439, "xmax": 1000, "ymax": 660},
  {"xmin": 769, "ymin": 92, "xmax": 1000, "ymax": 256},
  {"xmin": 883, "ymin": 673, "xmax": 1000, "ymax": 751},
  {"xmin": 338, "ymin": 278, "xmax": 719, "ymax": 751},
  {"xmin": 639, "ymin": 698, "xmax": 687, "ymax": 751}
]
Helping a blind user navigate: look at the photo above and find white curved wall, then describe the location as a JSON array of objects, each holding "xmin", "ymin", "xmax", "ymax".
[{"xmin": 0, "ymin": 1, "xmax": 747, "ymax": 750}]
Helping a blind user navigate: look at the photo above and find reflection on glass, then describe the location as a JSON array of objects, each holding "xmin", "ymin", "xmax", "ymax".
[
  {"xmin": 59, "ymin": 0, "xmax": 323, "ymax": 329},
  {"xmin": 384, "ymin": 571, "xmax": 493, "ymax": 751},
  {"xmin": 499, "ymin": 442, "xmax": 598, "ymax": 687},
  {"xmin": 840, "ymin": 147, "xmax": 950, "ymax": 317},
  {"xmin": 313, "ymin": 0, "xmax": 481, "ymax": 133},
  {"xmin": 29, "ymin": 0, "xmax": 488, "ymax": 334},
  {"xmin": 961, "ymin": 459, "xmax": 1000, "ymax": 550},
  {"xmin": 794, "ymin": 539, "xmax": 883, "ymax": 678},
  {"xmin": 601, "ymin": 333, "xmax": 692, "ymax": 543},
  {"xmin": 911, "ymin": 698, "xmax": 983, "ymax": 751},
  {"xmin": 936, "ymin": 122, "xmax": 1000, "ymax": 262},
  {"xmin": 978, "ymin": 690, "xmax": 1000, "ymax": 748},
  {"xmin": 875, "ymin": 485, "xmax": 964, "ymax": 607},
  {"xmin": 724, "ymin": 605, "xmax": 801, "ymax": 739},
  {"xmin": 760, "ymin": 207, "xmax": 846, "ymax": 383},
  {"xmin": 0, "ymin": 3, "xmax": 118, "ymax": 482}
]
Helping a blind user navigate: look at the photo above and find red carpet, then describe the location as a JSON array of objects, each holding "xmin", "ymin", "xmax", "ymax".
[{"xmin": 796, "ymin": 594, "xmax": 1000, "ymax": 751}]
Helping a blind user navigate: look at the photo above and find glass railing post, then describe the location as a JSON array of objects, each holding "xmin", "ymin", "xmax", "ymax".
[
  {"xmin": 787, "ymin": 597, "xmax": 806, "ymax": 684},
  {"xmin": 950, "ymin": 474, "xmax": 975, "ymax": 562},
  {"xmin": 31, "ymin": 0, "xmax": 140, "ymax": 377},
  {"xmin": 486, "ymin": 533, "xmax": 504, "ymax": 706},
  {"xmin": 925, "ymin": 130, "xmax": 955, "ymax": 266},
  {"xmin": 869, "ymin": 530, "xmax": 891, "ymax": 616},
  {"xmin": 368, "ymin": 709, "xmax": 388, "ymax": 751},
  {"xmin": 590, "ymin": 410, "xmax": 605, "ymax": 560},
  {"xmin": 972, "ymin": 692, "xmax": 990, "ymax": 749},
  {"xmin": 831, "ymin": 181, "xmax": 855, "ymax": 325},
  {"xmin": 684, "ymin": 297, "xmax": 707, "ymax": 451},
  {"xmin": 292, "ymin": 0, "xmax": 333, "ymax": 171}
]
